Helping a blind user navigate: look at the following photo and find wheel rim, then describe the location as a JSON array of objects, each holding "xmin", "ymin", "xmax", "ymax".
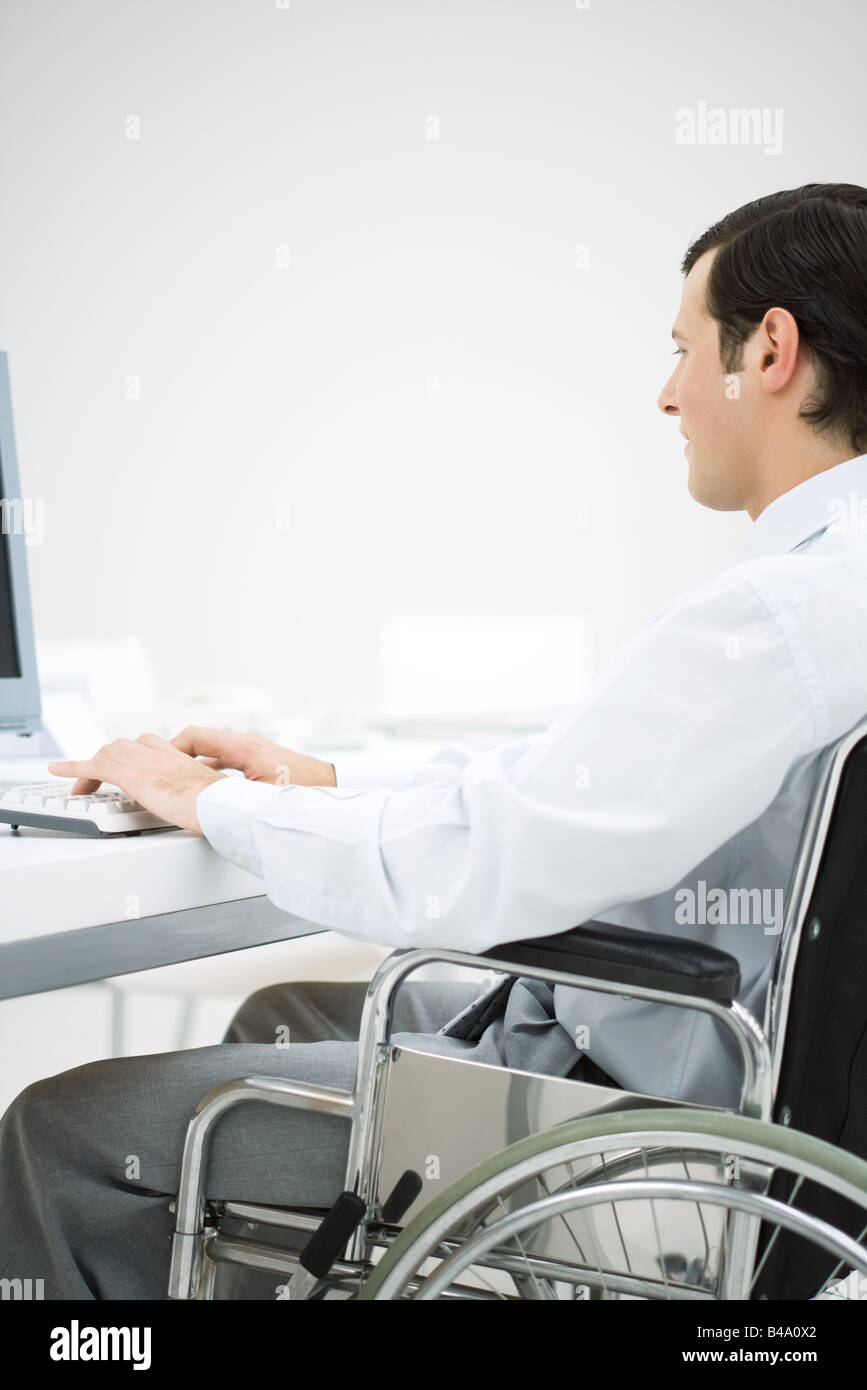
[
  {"xmin": 413, "ymin": 1180, "xmax": 867, "ymax": 1300},
  {"xmin": 359, "ymin": 1107, "xmax": 867, "ymax": 1301}
]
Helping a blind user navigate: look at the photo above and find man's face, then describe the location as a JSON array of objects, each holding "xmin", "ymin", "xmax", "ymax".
[{"xmin": 658, "ymin": 248, "xmax": 757, "ymax": 510}]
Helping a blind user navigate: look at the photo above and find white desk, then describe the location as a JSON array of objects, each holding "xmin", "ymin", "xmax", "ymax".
[{"xmin": 0, "ymin": 826, "xmax": 319, "ymax": 1000}]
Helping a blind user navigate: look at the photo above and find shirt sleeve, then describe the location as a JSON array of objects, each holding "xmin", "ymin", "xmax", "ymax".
[
  {"xmin": 196, "ymin": 570, "xmax": 822, "ymax": 953},
  {"xmin": 330, "ymin": 760, "xmax": 416, "ymax": 790},
  {"xmin": 331, "ymin": 740, "xmax": 529, "ymax": 791}
]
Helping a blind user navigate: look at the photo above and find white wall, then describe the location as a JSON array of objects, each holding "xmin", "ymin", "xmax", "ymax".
[{"xmin": 3, "ymin": 0, "xmax": 864, "ymax": 719}]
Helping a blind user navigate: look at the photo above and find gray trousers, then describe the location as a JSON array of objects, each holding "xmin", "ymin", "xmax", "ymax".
[{"xmin": 0, "ymin": 974, "xmax": 609, "ymax": 1300}]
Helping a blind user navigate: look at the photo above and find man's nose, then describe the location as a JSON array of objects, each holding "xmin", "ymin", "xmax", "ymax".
[{"xmin": 657, "ymin": 375, "xmax": 680, "ymax": 417}]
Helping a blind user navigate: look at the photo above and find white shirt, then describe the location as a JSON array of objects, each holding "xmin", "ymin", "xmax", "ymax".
[{"xmin": 198, "ymin": 452, "xmax": 867, "ymax": 1109}]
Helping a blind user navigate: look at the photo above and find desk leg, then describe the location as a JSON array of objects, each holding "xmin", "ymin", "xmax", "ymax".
[{"xmin": 103, "ymin": 982, "xmax": 126, "ymax": 1058}]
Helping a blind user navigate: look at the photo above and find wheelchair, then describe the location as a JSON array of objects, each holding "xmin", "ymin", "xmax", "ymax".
[{"xmin": 167, "ymin": 718, "xmax": 867, "ymax": 1301}]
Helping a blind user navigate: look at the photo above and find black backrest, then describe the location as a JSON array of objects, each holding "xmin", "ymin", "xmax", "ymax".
[{"xmin": 754, "ymin": 733, "xmax": 867, "ymax": 1299}]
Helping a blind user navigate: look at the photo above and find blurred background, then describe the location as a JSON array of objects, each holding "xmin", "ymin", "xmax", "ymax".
[{"xmin": 1, "ymin": 0, "xmax": 865, "ymax": 1109}]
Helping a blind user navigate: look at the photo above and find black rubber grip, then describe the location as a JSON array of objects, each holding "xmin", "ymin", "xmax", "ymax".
[
  {"xmin": 381, "ymin": 1170, "xmax": 423, "ymax": 1224},
  {"xmin": 300, "ymin": 1192, "xmax": 366, "ymax": 1278}
]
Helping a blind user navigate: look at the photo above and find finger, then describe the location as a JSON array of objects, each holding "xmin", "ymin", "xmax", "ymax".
[
  {"xmin": 48, "ymin": 740, "xmax": 137, "ymax": 792},
  {"xmin": 137, "ymin": 732, "xmax": 178, "ymax": 752},
  {"xmin": 48, "ymin": 759, "xmax": 103, "ymax": 795},
  {"xmin": 138, "ymin": 732, "xmax": 219, "ymax": 771},
  {"xmin": 169, "ymin": 726, "xmax": 232, "ymax": 759}
]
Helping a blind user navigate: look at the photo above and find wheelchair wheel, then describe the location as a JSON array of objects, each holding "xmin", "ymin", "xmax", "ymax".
[{"xmin": 358, "ymin": 1107, "xmax": 867, "ymax": 1301}]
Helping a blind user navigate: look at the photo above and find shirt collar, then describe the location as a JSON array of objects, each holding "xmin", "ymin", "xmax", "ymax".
[{"xmin": 737, "ymin": 452, "xmax": 867, "ymax": 563}]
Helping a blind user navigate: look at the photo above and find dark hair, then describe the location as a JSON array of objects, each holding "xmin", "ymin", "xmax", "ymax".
[{"xmin": 682, "ymin": 183, "xmax": 867, "ymax": 453}]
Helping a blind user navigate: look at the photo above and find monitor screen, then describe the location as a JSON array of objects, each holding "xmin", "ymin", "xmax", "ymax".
[
  {"xmin": 0, "ymin": 459, "xmax": 22, "ymax": 679},
  {"xmin": 0, "ymin": 350, "xmax": 41, "ymax": 733}
]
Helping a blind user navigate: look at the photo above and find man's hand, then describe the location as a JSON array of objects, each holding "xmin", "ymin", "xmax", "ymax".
[
  {"xmin": 168, "ymin": 727, "xmax": 337, "ymax": 789},
  {"xmin": 47, "ymin": 734, "xmax": 227, "ymax": 835}
]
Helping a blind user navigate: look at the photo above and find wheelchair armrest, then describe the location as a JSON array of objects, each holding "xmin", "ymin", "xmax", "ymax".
[{"xmin": 482, "ymin": 919, "xmax": 741, "ymax": 1004}]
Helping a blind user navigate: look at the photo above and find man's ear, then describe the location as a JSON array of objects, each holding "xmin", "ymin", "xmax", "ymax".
[{"xmin": 757, "ymin": 306, "xmax": 801, "ymax": 394}]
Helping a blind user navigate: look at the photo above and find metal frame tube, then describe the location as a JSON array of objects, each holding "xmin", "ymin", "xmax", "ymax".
[{"xmin": 168, "ymin": 1075, "xmax": 354, "ymax": 1298}]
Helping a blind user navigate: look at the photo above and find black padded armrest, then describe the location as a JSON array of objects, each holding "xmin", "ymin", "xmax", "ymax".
[{"xmin": 482, "ymin": 919, "xmax": 741, "ymax": 1004}]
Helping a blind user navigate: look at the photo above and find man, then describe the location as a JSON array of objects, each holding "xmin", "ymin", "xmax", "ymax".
[{"xmin": 3, "ymin": 182, "xmax": 867, "ymax": 1299}]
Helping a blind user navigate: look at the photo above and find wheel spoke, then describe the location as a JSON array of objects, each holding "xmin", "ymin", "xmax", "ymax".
[
  {"xmin": 600, "ymin": 1150, "xmax": 633, "ymax": 1277},
  {"xmin": 683, "ymin": 1156, "xmax": 712, "ymax": 1278},
  {"xmin": 643, "ymin": 1147, "xmax": 671, "ymax": 1298},
  {"xmin": 815, "ymin": 1221, "xmax": 867, "ymax": 1298},
  {"xmin": 747, "ymin": 1174, "xmax": 804, "ymax": 1295},
  {"xmin": 496, "ymin": 1194, "xmax": 549, "ymax": 1299},
  {"xmin": 533, "ymin": 1167, "xmax": 608, "ymax": 1296}
]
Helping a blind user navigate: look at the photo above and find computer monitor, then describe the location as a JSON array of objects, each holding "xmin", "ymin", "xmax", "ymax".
[{"xmin": 0, "ymin": 352, "xmax": 41, "ymax": 734}]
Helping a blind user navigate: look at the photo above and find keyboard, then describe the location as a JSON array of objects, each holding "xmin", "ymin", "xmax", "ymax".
[{"xmin": 0, "ymin": 781, "xmax": 176, "ymax": 836}]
